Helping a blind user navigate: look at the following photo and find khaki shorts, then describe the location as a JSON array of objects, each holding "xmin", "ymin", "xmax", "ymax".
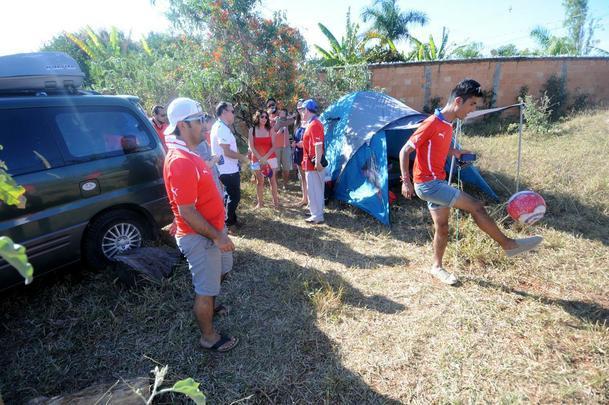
[
  {"xmin": 275, "ymin": 146, "xmax": 292, "ymax": 171},
  {"xmin": 176, "ymin": 232, "xmax": 233, "ymax": 296}
]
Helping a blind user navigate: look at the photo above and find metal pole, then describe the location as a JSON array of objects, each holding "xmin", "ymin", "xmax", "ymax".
[
  {"xmin": 448, "ymin": 119, "xmax": 461, "ymax": 184},
  {"xmin": 516, "ymin": 102, "xmax": 524, "ymax": 192}
]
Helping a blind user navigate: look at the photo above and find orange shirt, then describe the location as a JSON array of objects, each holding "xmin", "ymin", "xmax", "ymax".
[
  {"xmin": 407, "ymin": 114, "xmax": 453, "ymax": 183},
  {"xmin": 163, "ymin": 137, "xmax": 225, "ymax": 237}
]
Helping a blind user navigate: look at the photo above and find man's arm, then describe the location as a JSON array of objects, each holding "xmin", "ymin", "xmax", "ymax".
[
  {"xmin": 314, "ymin": 143, "xmax": 324, "ymax": 171},
  {"xmin": 399, "ymin": 143, "xmax": 415, "ymax": 199},
  {"xmin": 220, "ymin": 143, "xmax": 248, "ymax": 163},
  {"xmin": 177, "ymin": 204, "xmax": 234, "ymax": 252},
  {"xmin": 272, "ymin": 117, "xmax": 295, "ymax": 131}
]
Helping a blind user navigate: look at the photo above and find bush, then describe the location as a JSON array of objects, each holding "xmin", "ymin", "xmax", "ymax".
[
  {"xmin": 541, "ymin": 74, "xmax": 567, "ymax": 121},
  {"xmin": 523, "ymin": 93, "xmax": 552, "ymax": 134}
]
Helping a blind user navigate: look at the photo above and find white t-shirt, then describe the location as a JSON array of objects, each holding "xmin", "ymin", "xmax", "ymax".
[{"xmin": 210, "ymin": 120, "xmax": 239, "ymax": 175}]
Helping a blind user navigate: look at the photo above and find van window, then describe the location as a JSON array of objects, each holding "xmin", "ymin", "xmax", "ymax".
[
  {"xmin": 0, "ymin": 108, "xmax": 65, "ymax": 176},
  {"xmin": 55, "ymin": 108, "xmax": 152, "ymax": 159}
]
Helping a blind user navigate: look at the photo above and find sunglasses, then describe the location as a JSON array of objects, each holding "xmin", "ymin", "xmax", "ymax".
[{"xmin": 261, "ymin": 115, "xmax": 269, "ymax": 119}]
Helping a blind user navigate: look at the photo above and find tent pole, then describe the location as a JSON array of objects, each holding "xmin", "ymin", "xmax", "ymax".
[
  {"xmin": 448, "ymin": 119, "xmax": 461, "ymax": 185},
  {"xmin": 516, "ymin": 102, "xmax": 524, "ymax": 192}
]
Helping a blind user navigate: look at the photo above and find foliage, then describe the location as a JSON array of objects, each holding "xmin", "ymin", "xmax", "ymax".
[
  {"xmin": 315, "ymin": 9, "xmax": 405, "ymax": 65},
  {"xmin": 490, "ymin": 44, "xmax": 518, "ymax": 57},
  {"xmin": 408, "ymin": 27, "xmax": 453, "ymax": 61},
  {"xmin": 0, "ymin": 146, "xmax": 32, "ymax": 284},
  {"xmin": 530, "ymin": 0, "xmax": 600, "ymax": 56},
  {"xmin": 46, "ymin": 3, "xmax": 307, "ymax": 131},
  {"xmin": 145, "ymin": 365, "xmax": 206, "ymax": 404},
  {"xmin": 0, "ymin": 237, "xmax": 33, "ymax": 285},
  {"xmin": 361, "ymin": 0, "xmax": 427, "ymax": 42},
  {"xmin": 452, "ymin": 42, "xmax": 484, "ymax": 59},
  {"xmin": 298, "ymin": 63, "xmax": 372, "ymax": 108},
  {"xmin": 523, "ymin": 93, "xmax": 552, "ymax": 134},
  {"xmin": 314, "ymin": 10, "xmax": 369, "ymax": 67},
  {"xmin": 541, "ymin": 74, "xmax": 568, "ymax": 121}
]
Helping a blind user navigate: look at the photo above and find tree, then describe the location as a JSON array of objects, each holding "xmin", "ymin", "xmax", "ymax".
[
  {"xmin": 530, "ymin": 0, "xmax": 600, "ymax": 56},
  {"xmin": 314, "ymin": 9, "xmax": 369, "ymax": 66},
  {"xmin": 160, "ymin": 0, "xmax": 307, "ymax": 127},
  {"xmin": 361, "ymin": 0, "xmax": 427, "ymax": 43},
  {"xmin": 490, "ymin": 44, "xmax": 524, "ymax": 57},
  {"xmin": 408, "ymin": 27, "xmax": 453, "ymax": 61},
  {"xmin": 452, "ymin": 42, "xmax": 484, "ymax": 59}
]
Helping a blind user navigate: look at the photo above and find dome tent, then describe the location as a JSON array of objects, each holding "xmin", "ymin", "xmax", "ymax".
[{"xmin": 320, "ymin": 91, "xmax": 499, "ymax": 225}]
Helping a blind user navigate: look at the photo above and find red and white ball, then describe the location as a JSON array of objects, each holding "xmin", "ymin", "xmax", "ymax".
[
  {"xmin": 261, "ymin": 164, "xmax": 273, "ymax": 178},
  {"xmin": 507, "ymin": 190, "xmax": 546, "ymax": 225}
]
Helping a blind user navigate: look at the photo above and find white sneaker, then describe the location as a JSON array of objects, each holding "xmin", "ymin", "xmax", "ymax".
[
  {"xmin": 504, "ymin": 235, "xmax": 543, "ymax": 257},
  {"xmin": 428, "ymin": 267, "xmax": 459, "ymax": 285}
]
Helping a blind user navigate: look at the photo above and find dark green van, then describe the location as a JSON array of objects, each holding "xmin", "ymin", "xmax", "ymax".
[{"xmin": 0, "ymin": 91, "xmax": 173, "ymax": 289}]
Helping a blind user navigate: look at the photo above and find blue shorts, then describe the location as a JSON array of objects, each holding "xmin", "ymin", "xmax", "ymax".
[
  {"xmin": 414, "ymin": 180, "xmax": 461, "ymax": 210},
  {"xmin": 175, "ymin": 232, "xmax": 233, "ymax": 296}
]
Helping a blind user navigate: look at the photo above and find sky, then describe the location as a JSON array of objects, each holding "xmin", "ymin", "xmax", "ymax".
[{"xmin": 1, "ymin": 0, "xmax": 608, "ymax": 57}]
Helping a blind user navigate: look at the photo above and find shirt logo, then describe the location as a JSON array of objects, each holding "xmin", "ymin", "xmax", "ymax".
[{"xmin": 438, "ymin": 133, "xmax": 445, "ymax": 139}]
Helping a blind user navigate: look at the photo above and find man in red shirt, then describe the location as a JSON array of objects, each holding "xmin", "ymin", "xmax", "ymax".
[
  {"xmin": 301, "ymin": 99, "xmax": 326, "ymax": 224},
  {"xmin": 399, "ymin": 79, "xmax": 542, "ymax": 285},
  {"xmin": 150, "ymin": 105, "xmax": 168, "ymax": 150},
  {"xmin": 163, "ymin": 97, "xmax": 238, "ymax": 352}
]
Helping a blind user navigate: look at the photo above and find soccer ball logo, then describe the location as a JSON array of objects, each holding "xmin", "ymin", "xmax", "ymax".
[{"xmin": 507, "ymin": 191, "xmax": 546, "ymax": 225}]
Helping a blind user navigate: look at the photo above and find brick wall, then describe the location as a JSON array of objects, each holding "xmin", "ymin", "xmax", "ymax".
[{"xmin": 368, "ymin": 57, "xmax": 609, "ymax": 111}]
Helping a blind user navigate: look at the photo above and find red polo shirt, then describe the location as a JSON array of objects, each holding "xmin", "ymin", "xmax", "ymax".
[
  {"xmin": 150, "ymin": 117, "xmax": 168, "ymax": 150},
  {"xmin": 302, "ymin": 118, "xmax": 324, "ymax": 172},
  {"xmin": 407, "ymin": 113, "xmax": 453, "ymax": 183},
  {"xmin": 163, "ymin": 137, "xmax": 225, "ymax": 237}
]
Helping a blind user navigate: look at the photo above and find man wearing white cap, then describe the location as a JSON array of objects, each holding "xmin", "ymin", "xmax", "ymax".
[{"xmin": 163, "ymin": 97, "xmax": 239, "ymax": 353}]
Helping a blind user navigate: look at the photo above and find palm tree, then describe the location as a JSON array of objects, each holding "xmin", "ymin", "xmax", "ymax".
[
  {"xmin": 530, "ymin": 26, "xmax": 575, "ymax": 56},
  {"xmin": 361, "ymin": 0, "xmax": 427, "ymax": 43},
  {"xmin": 314, "ymin": 10, "xmax": 370, "ymax": 66},
  {"xmin": 408, "ymin": 27, "xmax": 452, "ymax": 61}
]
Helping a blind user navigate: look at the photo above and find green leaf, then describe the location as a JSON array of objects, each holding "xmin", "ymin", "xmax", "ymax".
[
  {"xmin": 171, "ymin": 378, "xmax": 206, "ymax": 405},
  {"xmin": 0, "ymin": 169, "xmax": 26, "ymax": 208},
  {"xmin": 318, "ymin": 23, "xmax": 342, "ymax": 55},
  {"xmin": 0, "ymin": 237, "xmax": 33, "ymax": 285}
]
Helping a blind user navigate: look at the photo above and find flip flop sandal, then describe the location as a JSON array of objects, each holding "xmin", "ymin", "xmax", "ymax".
[
  {"xmin": 214, "ymin": 304, "xmax": 229, "ymax": 317},
  {"xmin": 201, "ymin": 335, "xmax": 239, "ymax": 353}
]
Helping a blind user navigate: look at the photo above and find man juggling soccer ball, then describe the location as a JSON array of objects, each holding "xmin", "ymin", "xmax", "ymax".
[{"xmin": 399, "ymin": 79, "xmax": 542, "ymax": 286}]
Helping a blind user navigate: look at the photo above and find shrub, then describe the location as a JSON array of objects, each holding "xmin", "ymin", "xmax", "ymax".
[
  {"xmin": 541, "ymin": 74, "xmax": 567, "ymax": 121},
  {"xmin": 523, "ymin": 93, "xmax": 552, "ymax": 134}
]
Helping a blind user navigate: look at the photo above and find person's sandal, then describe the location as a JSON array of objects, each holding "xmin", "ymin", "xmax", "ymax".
[{"xmin": 200, "ymin": 335, "xmax": 239, "ymax": 353}]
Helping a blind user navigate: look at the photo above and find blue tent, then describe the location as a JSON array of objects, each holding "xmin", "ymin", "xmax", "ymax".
[{"xmin": 320, "ymin": 91, "xmax": 499, "ymax": 225}]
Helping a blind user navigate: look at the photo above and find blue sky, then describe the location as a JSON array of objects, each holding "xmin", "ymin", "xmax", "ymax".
[{"xmin": 1, "ymin": 0, "xmax": 608, "ymax": 56}]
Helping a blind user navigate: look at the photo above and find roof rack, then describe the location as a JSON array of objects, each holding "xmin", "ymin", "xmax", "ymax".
[{"xmin": 0, "ymin": 52, "xmax": 85, "ymax": 94}]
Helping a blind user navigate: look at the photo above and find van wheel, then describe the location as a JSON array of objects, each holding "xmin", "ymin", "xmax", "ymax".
[{"xmin": 83, "ymin": 210, "xmax": 152, "ymax": 269}]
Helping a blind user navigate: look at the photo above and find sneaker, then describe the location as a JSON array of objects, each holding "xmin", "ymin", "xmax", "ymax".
[
  {"xmin": 504, "ymin": 235, "xmax": 543, "ymax": 257},
  {"xmin": 305, "ymin": 216, "xmax": 324, "ymax": 224},
  {"xmin": 428, "ymin": 267, "xmax": 458, "ymax": 285}
]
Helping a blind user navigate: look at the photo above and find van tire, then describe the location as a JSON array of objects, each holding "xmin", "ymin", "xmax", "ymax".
[{"xmin": 83, "ymin": 209, "xmax": 152, "ymax": 269}]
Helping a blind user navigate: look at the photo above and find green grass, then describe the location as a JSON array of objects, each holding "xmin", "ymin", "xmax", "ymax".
[{"xmin": 1, "ymin": 110, "xmax": 608, "ymax": 403}]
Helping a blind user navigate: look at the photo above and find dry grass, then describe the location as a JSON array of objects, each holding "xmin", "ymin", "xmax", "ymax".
[{"xmin": 1, "ymin": 110, "xmax": 608, "ymax": 404}]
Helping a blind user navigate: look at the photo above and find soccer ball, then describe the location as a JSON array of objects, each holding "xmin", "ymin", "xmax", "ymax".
[
  {"xmin": 507, "ymin": 191, "xmax": 546, "ymax": 225},
  {"xmin": 261, "ymin": 164, "xmax": 273, "ymax": 178}
]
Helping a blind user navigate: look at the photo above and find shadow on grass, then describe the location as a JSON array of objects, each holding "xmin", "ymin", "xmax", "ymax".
[
  {"xmin": 468, "ymin": 278, "xmax": 609, "ymax": 327},
  {"xmin": 219, "ymin": 248, "xmax": 405, "ymax": 403},
  {"xmin": 481, "ymin": 171, "xmax": 609, "ymax": 246},
  {"xmin": 242, "ymin": 212, "xmax": 408, "ymax": 269}
]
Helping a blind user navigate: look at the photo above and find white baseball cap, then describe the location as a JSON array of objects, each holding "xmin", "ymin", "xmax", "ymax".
[{"xmin": 164, "ymin": 97, "xmax": 203, "ymax": 135}]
